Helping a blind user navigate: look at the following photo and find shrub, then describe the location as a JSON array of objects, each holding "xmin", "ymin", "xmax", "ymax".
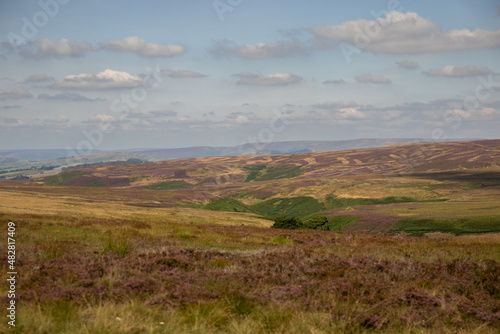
[
  {"xmin": 271, "ymin": 216, "xmax": 303, "ymax": 229},
  {"xmin": 304, "ymin": 216, "xmax": 329, "ymax": 230}
]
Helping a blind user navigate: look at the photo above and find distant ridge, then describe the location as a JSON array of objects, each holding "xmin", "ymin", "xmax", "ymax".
[
  {"xmin": 0, "ymin": 138, "xmax": 486, "ymax": 179},
  {"xmin": 130, "ymin": 138, "xmax": 482, "ymax": 160}
]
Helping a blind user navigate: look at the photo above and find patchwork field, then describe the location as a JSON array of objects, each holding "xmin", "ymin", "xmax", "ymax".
[{"xmin": 1, "ymin": 139, "xmax": 499, "ymax": 333}]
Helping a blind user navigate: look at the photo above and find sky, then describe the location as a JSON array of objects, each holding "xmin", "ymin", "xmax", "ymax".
[{"xmin": 0, "ymin": 0, "xmax": 500, "ymax": 153}]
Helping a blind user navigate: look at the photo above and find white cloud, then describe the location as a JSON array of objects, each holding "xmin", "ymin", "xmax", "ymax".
[
  {"xmin": 233, "ymin": 72, "xmax": 302, "ymax": 86},
  {"xmin": 88, "ymin": 114, "xmax": 117, "ymax": 122},
  {"xmin": 424, "ymin": 65, "xmax": 492, "ymax": 77},
  {"xmin": 52, "ymin": 69, "xmax": 144, "ymax": 90},
  {"xmin": 0, "ymin": 87, "xmax": 32, "ymax": 100},
  {"xmin": 311, "ymin": 11, "xmax": 500, "ymax": 54},
  {"xmin": 396, "ymin": 61, "xmax": 419, "ymax": 70},
  {"xmin": 43, "ymin": 114, "xmax": 69, "ymax": 124},
  {"xmin": 314, "ymin": 101, "xmax": 358, "ymax": 109},
  {"xmin": 161, "ymin": 69, "xmax": 206, "ymax": 78},
  {"xmin": 100, "ymin": 36, "xmax": 185, "ymax": 58},
  {"xmin": 210, "ymin": 39, "xmax": 306, "ymax": 59},
  {"xmin": 336, "ymin": 107, "xmax": 367, "ymax": 119},
  {"xmin": 12, "ymin": 38, "xmax": 92, "ymax": 58},
  {"xmin": 448, "ymin": 107, "xmax": 498, "ymax": 120},
  {"xmin": 38, "ymin": 92, "xmax": 105, "ymax": 102},
  {"xmin": 0, "ymin": 116, "xmax": 25, "ymax": 127},
  {"xmin": 356, "ymin": 73, "xmax": 391, "ymax": 84}
]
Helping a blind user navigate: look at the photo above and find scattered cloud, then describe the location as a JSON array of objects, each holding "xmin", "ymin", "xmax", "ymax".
[
  {"xmin": 25, "ymin": 73, "xmax": 54, "ymax": 83},
  {"xmin": 37, "ymin": 92, "xmax": 106, "ymax": 102},
  {"xmin": 310, "ymin": 11, "xmax": 500, "ymax": 53},
  {"xmin": 225, "ymin": 111, "xmax": 258, "ymax": 124},
  {"xmin": 396, "ymin": 61, "xmax": 420, "ymax": 70},
  {"xmin": 129, "ymin": 110, "xmax": 177, "ymax": 118},
  {"xmin": 6, "ymin": 38, "xmax": 92, "ymax": 58},
  {"xmin": 161, "ymin": 69, "xmax": 207, "ymax": 78},
  {"xmin": 99, "ymin": 36, "xmax": 185, "ymax": 58},
  {"xmin": 52, "ymin": 69, "xmax": 143, "ymax": 90},
  {"xmin": 313, "ymin": 101, "xmax": 358, "ymax": 109},
  {"xmin": 0, "ymin": 116, "xmax": 25, "ymax": 127},
  {"xmin": 88, "ymin": 114, "xmax": 117, "ymax": 123},
  {"xmin": 424, "ymin": 65, "xmax": 492, "ymax": 77},
  {"xmin": 0, "ymin": 87, "xmax": 32, "ymax": 100},
  {"xmin": 210, "ymin": 39, "xmax": 307, "ymax": 59},
  {"xmin": 226, "ymin": 111, "xmax": 255, "ymax": 119},
  {"xmin": 356, "ymin": 73, "xmax": 391, "ymax": 84},
  {"xmin": 335, "ymin": 107, "xmax": 368, "ymax": 120},
  {"xmin": 233, "ymin": 72, "xmax": 302, "ymax": 86},
  {"xmin": 43, "ymin": 114, "xmax": 69, "ymax": 125},
  {"xmin": 322, "ymin": 79, "xmax": 346, "ymax": 85}
]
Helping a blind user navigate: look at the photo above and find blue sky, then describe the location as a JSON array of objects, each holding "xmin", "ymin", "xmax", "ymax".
[{"xmin": 1, "ymin": 0, "xmax": 499, "ymax": 151}]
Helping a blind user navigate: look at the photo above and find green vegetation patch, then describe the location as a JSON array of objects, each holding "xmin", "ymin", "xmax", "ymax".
[
  {"xmin": 303, "ymin": 215, "xmax": 361, "ymax": 231},
  {"xmin": 325, "ymin": 215, "xmax": 361, "ymax": 231},
  {"xmin": 244, "ymin": 165, "xmax": 302, "ymax": 182},
  {"xmin": 256, "ymin": 165, "xmax": 303, "ymax": 181},
  {"xmin": 203, "ymin": 198, "xmax": 258, "ymax": 214},
  {"xmin": 203, "ymin": 196, "xmax": 325, "ymax": 219},
  {"xmin": 326, "ymin": 196, "xmax": 446, "ymax": 209},
  {"xmin": 87, "ymin": 181, "xmax": 106, "ymax": 187},
  {"xmin": 143, "ymin": 181, "xmax": 192, "ymax": 190},
  {"xmin": 244, "ymin": 165, "xmax": 266, "ymax": 182},
  {"xmin": 391, "ymin": 216, "xmax": 500, "ymax": 235},
  {"xmin": 251, "ymin": 196, "xmax": 325, "ymax": 218},
  {"xmin": 43, "ymin": 171, "xmax": 89, "ymax": 186}
]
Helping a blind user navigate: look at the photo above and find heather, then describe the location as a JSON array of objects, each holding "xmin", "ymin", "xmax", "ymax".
[{"xmin": 2, "ymin": 212, "xmax": 500, "ymax": 333}]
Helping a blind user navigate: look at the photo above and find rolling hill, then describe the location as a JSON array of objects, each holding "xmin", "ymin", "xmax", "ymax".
[{"xmin": 2, "ymin": 139, "xmax": 499, "ymax": 234}]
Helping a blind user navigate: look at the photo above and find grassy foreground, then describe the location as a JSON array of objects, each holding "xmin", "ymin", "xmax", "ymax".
[{"xmin": 1, "ymin": 209, "xmax": 499, "ymax": 333}]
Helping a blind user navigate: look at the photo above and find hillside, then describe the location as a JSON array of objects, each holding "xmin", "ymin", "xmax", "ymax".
[
  {"xmin": 0, "ymin": 138, "xmax": 475, "ymax": 179},
  {"xmin": 2, "ymin": 139, "xmax": 499, "ymax": 234}
]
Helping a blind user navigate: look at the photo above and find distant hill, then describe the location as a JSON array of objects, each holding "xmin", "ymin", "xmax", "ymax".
[
  {"xmin": 35, "ymin": 138, "xmax": 500, "ymax": 194},
  {"xmin": 3, "ymin": 139, "xmax": 499, "ymax": 231},
  {"xmin": 129, "ymin": 138, "xmax": 479, "ymax": 159},
  {"xmin": 0, "ymin": 138, "xmax": 484, "ymax": 179}
]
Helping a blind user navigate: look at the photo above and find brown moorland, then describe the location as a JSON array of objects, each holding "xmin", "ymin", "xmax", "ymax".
[{"xmin": 1, "ymin": 139, "xmax": 499, "ymax": 333}]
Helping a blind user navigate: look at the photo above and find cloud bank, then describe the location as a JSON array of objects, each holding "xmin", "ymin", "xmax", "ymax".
[
  {"xmin": 233, "ymin": 72, "xmax": 302, "ymax": 86},
  {"xmin": 0, "ymin": 87, "xmax": 32, "ymax": 100},
  {"xmin": 424, "ymin": 65, "xmax": 492, "ymax": 77},
  {"xmin": 311, "ymin": 11, "xmax": 500, "ymax": 54},
  {"xmin": 356, "ymin": 73, "xmax": 392, "ymax": 84},
  {"xmin": 100, "ymin": 36, "xmax": 185, "ymax": 57},
  {"xmin": 52, "ymin": 70, "xmax": 144, "ymax": 90}
]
